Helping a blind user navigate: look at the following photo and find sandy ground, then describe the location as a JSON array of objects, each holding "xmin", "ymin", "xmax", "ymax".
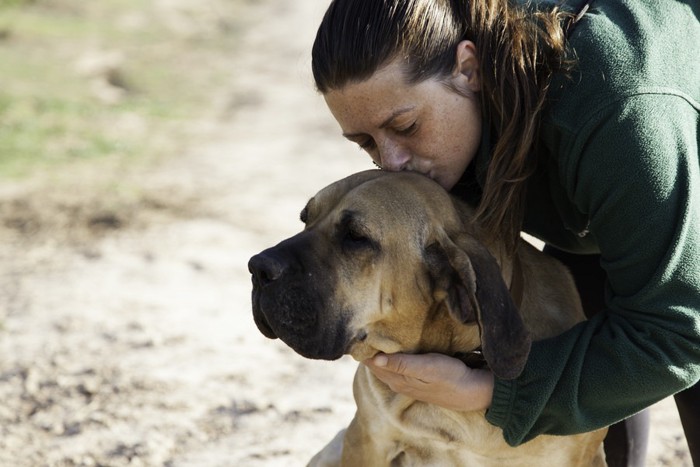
[{"xmin": 0, "ymin": 0, "xmax": 692, "ymax": 465}]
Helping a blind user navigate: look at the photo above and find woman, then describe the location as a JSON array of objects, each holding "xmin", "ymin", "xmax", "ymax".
[{"xmin": 311, "ymin": 0, "xmax": 700, "ymax": 466}]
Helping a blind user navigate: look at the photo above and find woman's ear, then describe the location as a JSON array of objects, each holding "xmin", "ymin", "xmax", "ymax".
[{"xmin": 452, "ymin": 40, "xmax": 480, "ymax": 93}]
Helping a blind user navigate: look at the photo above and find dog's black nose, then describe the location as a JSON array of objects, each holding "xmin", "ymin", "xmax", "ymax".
[{"xmin": 248, "ymin": 252, "xmax": 286, "ymax": 286}]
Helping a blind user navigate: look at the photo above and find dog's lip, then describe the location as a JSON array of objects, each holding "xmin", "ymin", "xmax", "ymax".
[
  {"xmin": 252, "ymin": 304, "xmax": 278, "ymax": 339},
  {"xmin": 346, "ymin": 344, "xmax": 377, "ymax": 362},
  {"xmin": 257, "ymin": 320, "xmax": 277, "ymax": 339},
  {"xmin": 349, "ymin": 329, "xmax": 424, "ymax": 362},
  {"xmin": 345, "ymin": 329, "xmax": 381, "ymax": 361}
]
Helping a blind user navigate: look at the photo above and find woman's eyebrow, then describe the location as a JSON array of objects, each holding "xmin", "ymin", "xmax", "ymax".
[{"xmin": 342, "ymin": 106, "xmax": 416, "ymax": 138}]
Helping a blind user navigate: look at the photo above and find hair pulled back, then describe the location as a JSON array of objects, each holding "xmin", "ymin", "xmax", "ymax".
[{"xmin": 312, "ymin": 0, "xmax": 573, "ymax": 251}]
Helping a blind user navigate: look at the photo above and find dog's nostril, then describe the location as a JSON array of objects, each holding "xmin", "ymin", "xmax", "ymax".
[
  {"xmin": 257, "ymin": 270, "xmax": 271, "ymax": 284},
  {"xmin": 248, "ymin": 253, "xmax": 286, "ymax": 286}
]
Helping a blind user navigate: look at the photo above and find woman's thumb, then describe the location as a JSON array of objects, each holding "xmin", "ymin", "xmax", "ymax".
[{"xmin": 369, "ymin": 353, "xmax": 411, "ymax": 375}]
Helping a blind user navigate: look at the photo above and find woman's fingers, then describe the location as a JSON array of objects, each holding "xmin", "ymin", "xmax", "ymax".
[{"xmin": 363, "ymin": 352, "xmax": 494, "ymax": 411}]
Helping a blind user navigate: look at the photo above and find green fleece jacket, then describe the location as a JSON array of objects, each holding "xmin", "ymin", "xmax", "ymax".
[{"xmin": 456, "ymin": 0, "xmax": 700, "ymax": 445}]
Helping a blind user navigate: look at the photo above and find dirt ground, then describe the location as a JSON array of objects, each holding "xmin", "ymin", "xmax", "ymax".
[{"xmin": 0, "ymin": 0, "xmax": 692, "ymax": 465}]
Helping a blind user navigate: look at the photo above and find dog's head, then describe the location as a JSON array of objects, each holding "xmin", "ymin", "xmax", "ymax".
[{"xmin": 248, "ymin": 170, "xmax": 530, "ymax": 379}]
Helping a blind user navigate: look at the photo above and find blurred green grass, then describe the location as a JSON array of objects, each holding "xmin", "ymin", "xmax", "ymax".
[{"xmin": 0, "ymin": 0, "xmax": 244, "ymax": 178}]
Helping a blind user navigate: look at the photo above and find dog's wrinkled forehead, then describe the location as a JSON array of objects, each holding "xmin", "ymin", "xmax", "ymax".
[{"xmin": 301, "ymin": 170, "xmax": 461, "ymax": 232}]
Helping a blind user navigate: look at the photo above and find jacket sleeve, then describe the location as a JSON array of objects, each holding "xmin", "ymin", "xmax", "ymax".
[{"xmin": 486, "ymin": 93, "xmax": 700, "ymax": 446}]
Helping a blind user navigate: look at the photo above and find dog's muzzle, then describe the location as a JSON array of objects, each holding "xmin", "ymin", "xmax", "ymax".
[{"xmin": 248, "ymin": 235, "xmax": 349, "ymax": 360}]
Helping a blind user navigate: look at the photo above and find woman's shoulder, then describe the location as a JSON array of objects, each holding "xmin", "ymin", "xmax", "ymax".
[{"xmin": 543, "ymin": 0, "xmax": 699, "ymax": 132}]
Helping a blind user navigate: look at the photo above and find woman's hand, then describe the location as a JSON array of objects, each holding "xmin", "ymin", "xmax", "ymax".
[{"xmin": 363, "ymin": 352, "xmax": 494, "ymax": 412}]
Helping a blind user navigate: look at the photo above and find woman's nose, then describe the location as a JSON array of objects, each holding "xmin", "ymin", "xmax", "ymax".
[{"xmin": 379, "ymin": 140, "xmax": 411, "ymax": 171}]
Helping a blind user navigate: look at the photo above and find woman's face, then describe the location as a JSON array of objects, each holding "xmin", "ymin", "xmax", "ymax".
[{"xmin": 324, "ymin": 45, "xmax": 482, "ymax": 191}]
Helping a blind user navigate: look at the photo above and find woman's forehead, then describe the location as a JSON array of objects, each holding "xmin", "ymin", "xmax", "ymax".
[{"xmin": 323, "ymin": 61, "xmax": 429, "ymax": 131}]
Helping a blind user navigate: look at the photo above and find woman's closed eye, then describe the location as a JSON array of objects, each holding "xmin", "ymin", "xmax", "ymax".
[
  {"xmin": 395, "ymin": 122, "xmax": 418, "ymax": 136},
  {"xmin": 358, "ymin": 138, "xmax": 376, "ymax": 150}
]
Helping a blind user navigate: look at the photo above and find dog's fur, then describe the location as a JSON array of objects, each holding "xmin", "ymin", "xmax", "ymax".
[{"xmin": 249, "ymin": 170, "xmax": 607, "ymax": 466}]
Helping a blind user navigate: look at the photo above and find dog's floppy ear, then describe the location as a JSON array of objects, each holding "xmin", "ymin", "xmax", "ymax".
[{"xmin": 425, "ymin": 232, "xmax": 531, "ymax": 380}]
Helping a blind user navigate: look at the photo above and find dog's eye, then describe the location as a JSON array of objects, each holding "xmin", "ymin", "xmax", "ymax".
[
  {"xmin": 338, "ymin": 211, "xmax": 376, "ymax": 252},
  {"xmin": 346, "ymin": 228, "xmax": 368, "ymax": 243},
  {"xmin": 342, "ymin": 227, "xmax": 374, "ymax": 250}
]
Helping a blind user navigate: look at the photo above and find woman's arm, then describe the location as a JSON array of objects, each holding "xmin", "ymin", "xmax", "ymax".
[{"xmin": 488, "ymin": 93, "xmax": 700, "ymax": 445}]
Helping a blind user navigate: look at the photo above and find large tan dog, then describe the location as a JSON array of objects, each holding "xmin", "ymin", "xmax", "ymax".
[{"xmin": 248, "ymin": 170, "xmax": 607, "ymax": 466}]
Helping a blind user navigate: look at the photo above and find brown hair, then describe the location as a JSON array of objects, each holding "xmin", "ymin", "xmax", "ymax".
[{"xmin": 312, "ymin": 0, "xmax": 574, "ymax": 252}]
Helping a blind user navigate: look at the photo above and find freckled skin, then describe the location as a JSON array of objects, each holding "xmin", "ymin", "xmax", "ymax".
[{"xmin": 324, "ymin": 49, "xmax": 482, "ymax": 191}]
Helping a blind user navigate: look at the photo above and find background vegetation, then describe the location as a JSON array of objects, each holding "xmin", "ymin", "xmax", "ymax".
[{"xmin": 0, "ymin": 0, "xmax": 244, "ymax": 179}]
